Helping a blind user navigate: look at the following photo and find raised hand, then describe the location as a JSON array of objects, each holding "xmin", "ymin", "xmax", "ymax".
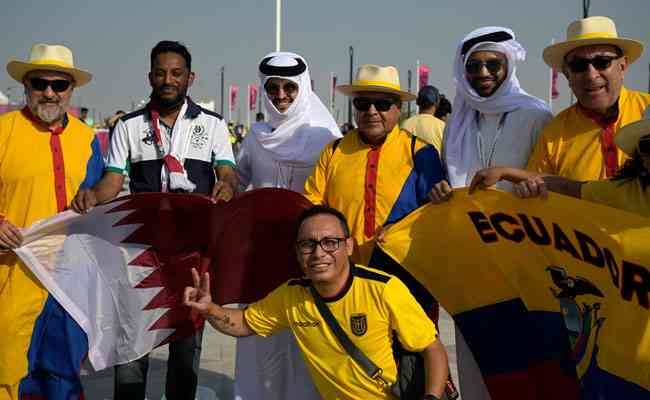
[{"xmin": 183, "ymin": 268, "xmax": 213, "ymax": 315}]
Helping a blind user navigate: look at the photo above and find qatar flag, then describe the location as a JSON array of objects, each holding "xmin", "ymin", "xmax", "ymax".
[{"xmin": 16, "ymin": 189, "xmax": 311, "ymax": 399}]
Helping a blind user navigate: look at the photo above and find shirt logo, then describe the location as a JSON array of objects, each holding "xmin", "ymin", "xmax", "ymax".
[
  {"xmin": 190, "ymin": 125, "xmax": 208, "ymax": 150},
  {"xmin": 142, "ymin": 128, "xmax": 155, "ymax": 145},
  {"xmin": 350, "ymin": 313, "xmax": 367, "ymax": 336}
]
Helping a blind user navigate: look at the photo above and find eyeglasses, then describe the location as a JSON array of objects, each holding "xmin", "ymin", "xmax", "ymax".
[
  {"xmin": 265, "ymin": 81, "xmax": 298, "ymax": 96},
  {"xmin": 352, "ymin": 97, "xmax": 397, "ymax": 112},
  {"xmin": 639, "ymin": 136, "xmax": 650, "ymax": 155},
  {"xmin": 566, "ymin": 55, "xmax": 621, "ymax": 73},
  {"xmin": 465, "ymin": 59, "xmax": 504, "ymax": 75},
  {"xmin": 296, "ymin": 237, "xmax": 347, "ymax": 254},
  {"xmin": 29, "ymin": 78, "xmax": 72, "ymax": 93}
]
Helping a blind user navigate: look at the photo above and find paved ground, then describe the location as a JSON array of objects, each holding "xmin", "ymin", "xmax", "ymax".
[{"xmin": 82, "ymin": 309, "xmax": 460, "ymax": 399}]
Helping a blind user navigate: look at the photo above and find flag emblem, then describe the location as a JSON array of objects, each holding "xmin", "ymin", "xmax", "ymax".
[{"xmin": 350, "ymin": 313, "xmax": 367, "ymax": 336}]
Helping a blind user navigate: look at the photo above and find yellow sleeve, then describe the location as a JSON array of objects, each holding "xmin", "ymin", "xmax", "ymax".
[
  {"xmin": 303, "ymin": 142, "xmax": 334, "ymax": 205},
  {"xmin": 581, "ymin": 180, "xmax": 617, "ymax": 206},
  {"xmin": 244, "ymin": 283, "xmax": 291, "ymax": 337},
  {"xmin": 384, "ymin": 277, "xmax": 437, "ymax": 352},
  {"xmin": 526, "ymin": 128, "xmax": 555, "ymax": 174}
]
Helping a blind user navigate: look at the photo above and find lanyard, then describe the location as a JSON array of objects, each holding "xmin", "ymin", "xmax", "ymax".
[{"xmin": 476, "ymin": 111, "xmax": 509, "ymax": 168}]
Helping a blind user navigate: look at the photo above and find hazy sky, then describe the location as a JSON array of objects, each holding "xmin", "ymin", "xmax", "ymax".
[{"xmin": 2, "ymin": 0, "xmax": 649, "ymax": 123}]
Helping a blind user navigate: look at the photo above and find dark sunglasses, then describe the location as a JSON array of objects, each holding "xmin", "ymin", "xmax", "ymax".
[
  {"xmin": 566, "ymin": 55, "xmax": 621, "ymax": 73},
  {"xmin": 639, "ymin": 136, "xmax": 650, "ymax": 155},
  {"xmin": 29, "ymin": 78, "xmax": 72, "ymax": 93},
  {"xmin": 265, "ymin": 82, "xmax": 298, "ymax": 96},
  {"xmin": 465, "ymin": 59, "xmax": 504, "ymax": 75},
  {"xmin": 352, "ymin": 97, "xmax": 397, "ymax": 112}
]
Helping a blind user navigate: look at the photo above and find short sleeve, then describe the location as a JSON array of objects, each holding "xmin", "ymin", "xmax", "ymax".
[
  {"xmin": 244, "ymin": 283, "xmax": 291, "ymax": 337},
  {"xmin": 384, "ymin": 277, "xmax": 437, "ymax": 352},
  {"xmin": 302, "ymin": 142, "xmax": 334, "ymax": 205},
  {"xmin": 79, "ymin": 136, "xmax": 106, "ymax": 189},
  {"xmin": 211, "ymin": 119, "xmax": 236, "ymax": 168},
  {"xmin": 106, "ymin": 119, "xmax": 130, "ymax": 174}
]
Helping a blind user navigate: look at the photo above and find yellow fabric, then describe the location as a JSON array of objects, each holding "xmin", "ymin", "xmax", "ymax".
[
  {"xmin": 401, "ymin": 113, "xmax": 445, "ymax": 153},
  {"xmin": 303, "ymin": 126, "xmax": 430, "ymax": 265},
  {"xmin": 31, "ymin": 59, "xmax": 74, "ymax": 68},
  {"xmin": 379, "ymin": 189, "xmax": 650, "ymax": 392},
  {"xmin": 527, "ymin": 87, "xmax": 650, "ymax": 180},
  {"xmin": 0, "ymin": 110, "xmax": 95, "ymax": 396},
  {"xmin": 245, "ymin": 265, "xmax": 437, "ymax": 400},
  {"xmin": 582, "ymin": 178, "xmax": 650, "ymax": 217}
]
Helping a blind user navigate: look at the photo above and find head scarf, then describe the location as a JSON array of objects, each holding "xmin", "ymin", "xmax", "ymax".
[
  {"xmin": 252, "ymin": 51, "xmax": 341, "ymax": 166},
  {"xmin": 444, "ymin": 26, "xmax": 550, "ymax": 187}
]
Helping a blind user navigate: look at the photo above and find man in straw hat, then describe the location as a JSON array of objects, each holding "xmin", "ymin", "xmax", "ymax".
[
  {"xmin": 0, "ymin": 43, "xmax": 104, "ymax": 399},
  {"xmin": 528, "ymin": 16, "xmax": 650, "ymax": 181},
  {"xmin": 473, "ymin": 106, "xmax": 650, "ymax": 218},
  {"xmin": 304, "ymin": 64, "xmax": 446, "ymax": 266}
]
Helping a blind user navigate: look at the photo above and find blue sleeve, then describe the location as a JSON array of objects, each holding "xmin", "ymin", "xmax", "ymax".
[
  {"xmin": 385, "ymin": 144, "xmax": 446, "ymax": 225},
  {"xmin": 79, "ymin": 136, "xmax": 106, "ymax": 190}
]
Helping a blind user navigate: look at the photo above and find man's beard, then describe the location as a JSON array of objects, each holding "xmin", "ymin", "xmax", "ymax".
[
  {"xmin": 151, "ymin": 86, "xmax": 186, "ymax": 109},
  {"xmin": 29, "ymin": 99, "xmax": 66, "ymax": 123}
]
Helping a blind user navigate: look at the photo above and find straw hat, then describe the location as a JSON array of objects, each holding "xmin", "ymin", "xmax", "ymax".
[
  {"xmin": 615, "ymin": 107, "xmax": 650, "ymax": 156},
  {"xmin": 7, "ymin": 43, "xmax": 92, "ymax": 86},
  {"xmin": 337, "ymin": 64, "xmax": 416, "ymax": 101},
  {"xmin": 543, "ymin": 16, "xmax": 644, "ymax": 69}
]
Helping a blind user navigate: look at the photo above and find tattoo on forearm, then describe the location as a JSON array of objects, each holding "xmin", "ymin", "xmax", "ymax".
[{"xmin": 206, "ymin": 312, "xmax": 237, "ymax": 329}]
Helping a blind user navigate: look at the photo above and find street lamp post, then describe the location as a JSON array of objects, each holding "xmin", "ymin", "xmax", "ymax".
[
  {"xmin": 348, "ymin": 46, "xmax": 354, "ymax": 125},
  {"xmin": 220, "ymin": 66, "xmax": 225, "ymax": 116}
]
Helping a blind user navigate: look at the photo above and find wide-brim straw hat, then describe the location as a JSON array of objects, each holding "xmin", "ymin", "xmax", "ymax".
[
  {"xmin": 615, "ymin": 107, "xmax": 650, "ymax": 156},
  {"xmin": 543, "ymin": 16, "xmax": 644, "ymax": 69},
  {"xmin": 7, "ymin": 43, "xmax": 92, "ymax": 86},
  {"xmin": 337, "ymin": 64, "xmax": 416, "ymax": 101}
]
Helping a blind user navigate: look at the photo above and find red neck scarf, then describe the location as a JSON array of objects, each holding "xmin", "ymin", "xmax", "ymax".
[
  {"xmin": 579, "ymin": 103, "xmax": 620, "ymax": 177},
  {"xmin": 22, "ymin": 106, "xmax": 68, "ymax": 211}
]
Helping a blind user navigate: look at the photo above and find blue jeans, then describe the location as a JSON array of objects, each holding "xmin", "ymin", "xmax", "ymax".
[{"xmin": 113, "ymin": 328, "xmax": 204, "ymax": 400}]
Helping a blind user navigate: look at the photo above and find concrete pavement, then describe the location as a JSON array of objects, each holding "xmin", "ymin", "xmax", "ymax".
[{"xmin": 81, "ymin": 309, "xmax": 461, "ymax": 399}]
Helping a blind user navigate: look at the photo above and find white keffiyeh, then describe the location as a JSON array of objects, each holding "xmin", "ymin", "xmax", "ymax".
[
  {"xmin": 252, "ymin": 51, "xmax": 341, "ymax": 166},
  {"xmin": 444, "ymin": 26, "xmax": 550, "ymax": 187}
]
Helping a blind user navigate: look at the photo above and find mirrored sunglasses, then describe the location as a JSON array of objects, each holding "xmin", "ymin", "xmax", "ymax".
[
  {"xmin": 265, "ymin": 82, "xmax": 298, "ymax": 96},
  {"xmin": 29, "ymin": 78, "xmax": 72, "ymax": 93},
  {"xmin": 465, "ymin": 59, "xmax": 504, "ymax": 75}
]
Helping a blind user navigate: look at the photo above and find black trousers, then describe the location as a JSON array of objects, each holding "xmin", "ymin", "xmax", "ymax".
[{"xmin": 113, "ymin": 328, "xmax": 204, "ymax": 400}]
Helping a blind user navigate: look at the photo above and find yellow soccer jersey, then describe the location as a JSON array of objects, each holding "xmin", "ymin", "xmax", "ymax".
[{"xmin": 244, "ymin": 265, "xmax": 437, "ymax": 400}]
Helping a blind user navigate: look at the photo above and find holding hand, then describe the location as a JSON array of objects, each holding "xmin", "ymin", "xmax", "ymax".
[
  {"xmin": 184, "ymin": 268, "xmax": 214, "ymax": 315},
  {"xmin": 210, "ymin": 181, "xmax": 234, "ymax": 203},
  {"xmin": 71, "ymin": 189, "xmax": 98, "ymax": 214},
  {"xmin": 428, "ymin": 180, "xmax": 453, "ymax": 203},
  {"xmin": 0, "ymin": 219, "xmax": 23, "ymax": 250}
]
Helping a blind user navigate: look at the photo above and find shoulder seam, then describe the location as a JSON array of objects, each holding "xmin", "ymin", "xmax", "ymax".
[
  {"xmin": 120, "ymin": 108, "xmax": 147, "ymax": 122},
  {"xmin": 353, "ymin": 265, "xmax": 391, "ymax": 283}
]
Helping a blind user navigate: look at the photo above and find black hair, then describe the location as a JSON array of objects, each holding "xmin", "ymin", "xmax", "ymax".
[
  {"xmin": 611, "ymin": 151, "xmax": 650, "ymax": 190},
  {"xmin": 296, "ymin": 205, "xmax": 351, "ymax": 238},
  {"xmin": 80, "ymin": 107, "xmax": 89, "ymax": 113},
  {"xmin": 255, "ymin": 112, "xmax": 264, "ymax": 121},
  {"xmin": 115, "ymin": 110, "xmax": 126, "ymax": 115},
  {"xmin": 435, "ymin": 95, "xmax": 452, "ymax": 119},
  {"xmin": 151, "ymin": 41, "xmax": 192, "ymax": 71}
]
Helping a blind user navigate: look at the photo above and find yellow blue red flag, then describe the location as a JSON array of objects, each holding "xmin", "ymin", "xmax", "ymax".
[{"xmin": 374, "ymin": 188, "xmax": 649, "ymax": 400}]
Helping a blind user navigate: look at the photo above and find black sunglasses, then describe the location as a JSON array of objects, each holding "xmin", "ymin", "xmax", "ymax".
[
  {"xmin": 465, "ymin": 59, "xmax": 504, "ymax": 75},
  {"xmin": 265, "ymin": 81, "xmax": 298, "ymax": 96},
  {"xmin": 352, "ymin": 97, "xmax": 397, "ymax": 112},
  {"xmin": 566, "ymin": 55, "xmax": 621, "ymax": 73},
  {"xmin": 29, "ymin": 77, "xmax": 72, "ymax": 93}
]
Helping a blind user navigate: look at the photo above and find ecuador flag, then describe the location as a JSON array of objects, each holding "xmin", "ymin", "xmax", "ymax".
[{"xmin": 374, "ymin": 188, "xmax": 649, "ymax": 400}]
